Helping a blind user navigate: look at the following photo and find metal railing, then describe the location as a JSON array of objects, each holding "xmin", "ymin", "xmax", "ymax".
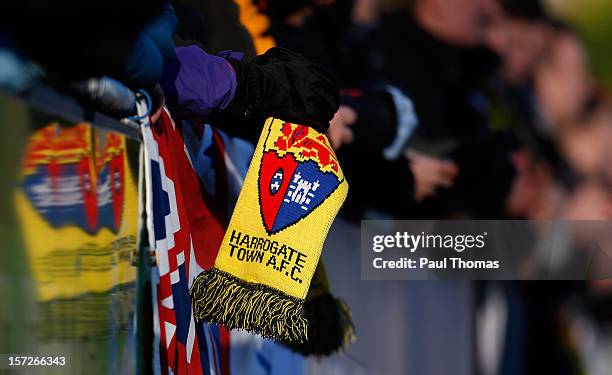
[{"xmin": 23, "ymin": 83, "xmax": 143, "ymax": 141}]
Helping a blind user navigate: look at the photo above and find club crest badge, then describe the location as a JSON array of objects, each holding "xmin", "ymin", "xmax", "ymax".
[
  {"xmin": 20, "ymin": 124, "xmax": 126, "ymax": 234},
  {"xmin": 258, "ymin": 120, "xmax": 344, "ymax": 234}
]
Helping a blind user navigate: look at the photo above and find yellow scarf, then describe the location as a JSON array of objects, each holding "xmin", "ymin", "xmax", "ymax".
[{"xmin": 190, "ymin": 118, "xmax": 348, "ymax": 343}]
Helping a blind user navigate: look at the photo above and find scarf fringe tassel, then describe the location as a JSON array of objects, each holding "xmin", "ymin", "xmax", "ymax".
[
  {"xmin": 190, "ymin": 268, "xmax": 308, "ymax": 343},
  {"xmin": 285, "ymin": 294, "xmax": 356, "ymax": 356}
]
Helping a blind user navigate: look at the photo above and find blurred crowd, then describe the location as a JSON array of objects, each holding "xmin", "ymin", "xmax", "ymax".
[
  {"xmin": 3, "ymin": 0, "xmax": 610, "ymax": 222},
  {"xmin": 3, "ymin": 0, "xmax": 612, "ymax": 374}
]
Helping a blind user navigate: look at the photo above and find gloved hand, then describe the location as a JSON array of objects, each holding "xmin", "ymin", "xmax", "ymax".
[{"xmin": 221, "ymin": 47, "xmax": 340, "ymax": 134}]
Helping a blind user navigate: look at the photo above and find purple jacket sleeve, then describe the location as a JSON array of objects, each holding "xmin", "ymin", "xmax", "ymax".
[{"xmin": 160, "ymin": 45, "xmax": 237, "ymax": 121}]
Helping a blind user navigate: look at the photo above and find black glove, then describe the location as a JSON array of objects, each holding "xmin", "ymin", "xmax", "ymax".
[{"xmin": 220, "ymin": 47, "xmax": 339, "ymax": 135}]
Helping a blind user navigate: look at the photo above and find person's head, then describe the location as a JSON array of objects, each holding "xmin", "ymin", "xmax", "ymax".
[
  {"xmin": 559, "ymin": 103, "xmax": 612, "ymax": 179},
  {"xmin": 487, "ymin": 19, "xmax": 550, "ymax": 84},
  {"xmin": 535, "ymin": 25, "xmax": 593, "ymax": 125},
  {"xmin": 414, "ymin": 0, "xmax": 500, "ymax": 47},
  {"xmin": 484, "ymin": 0, "xmax": 551, "ymax": 84}
]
